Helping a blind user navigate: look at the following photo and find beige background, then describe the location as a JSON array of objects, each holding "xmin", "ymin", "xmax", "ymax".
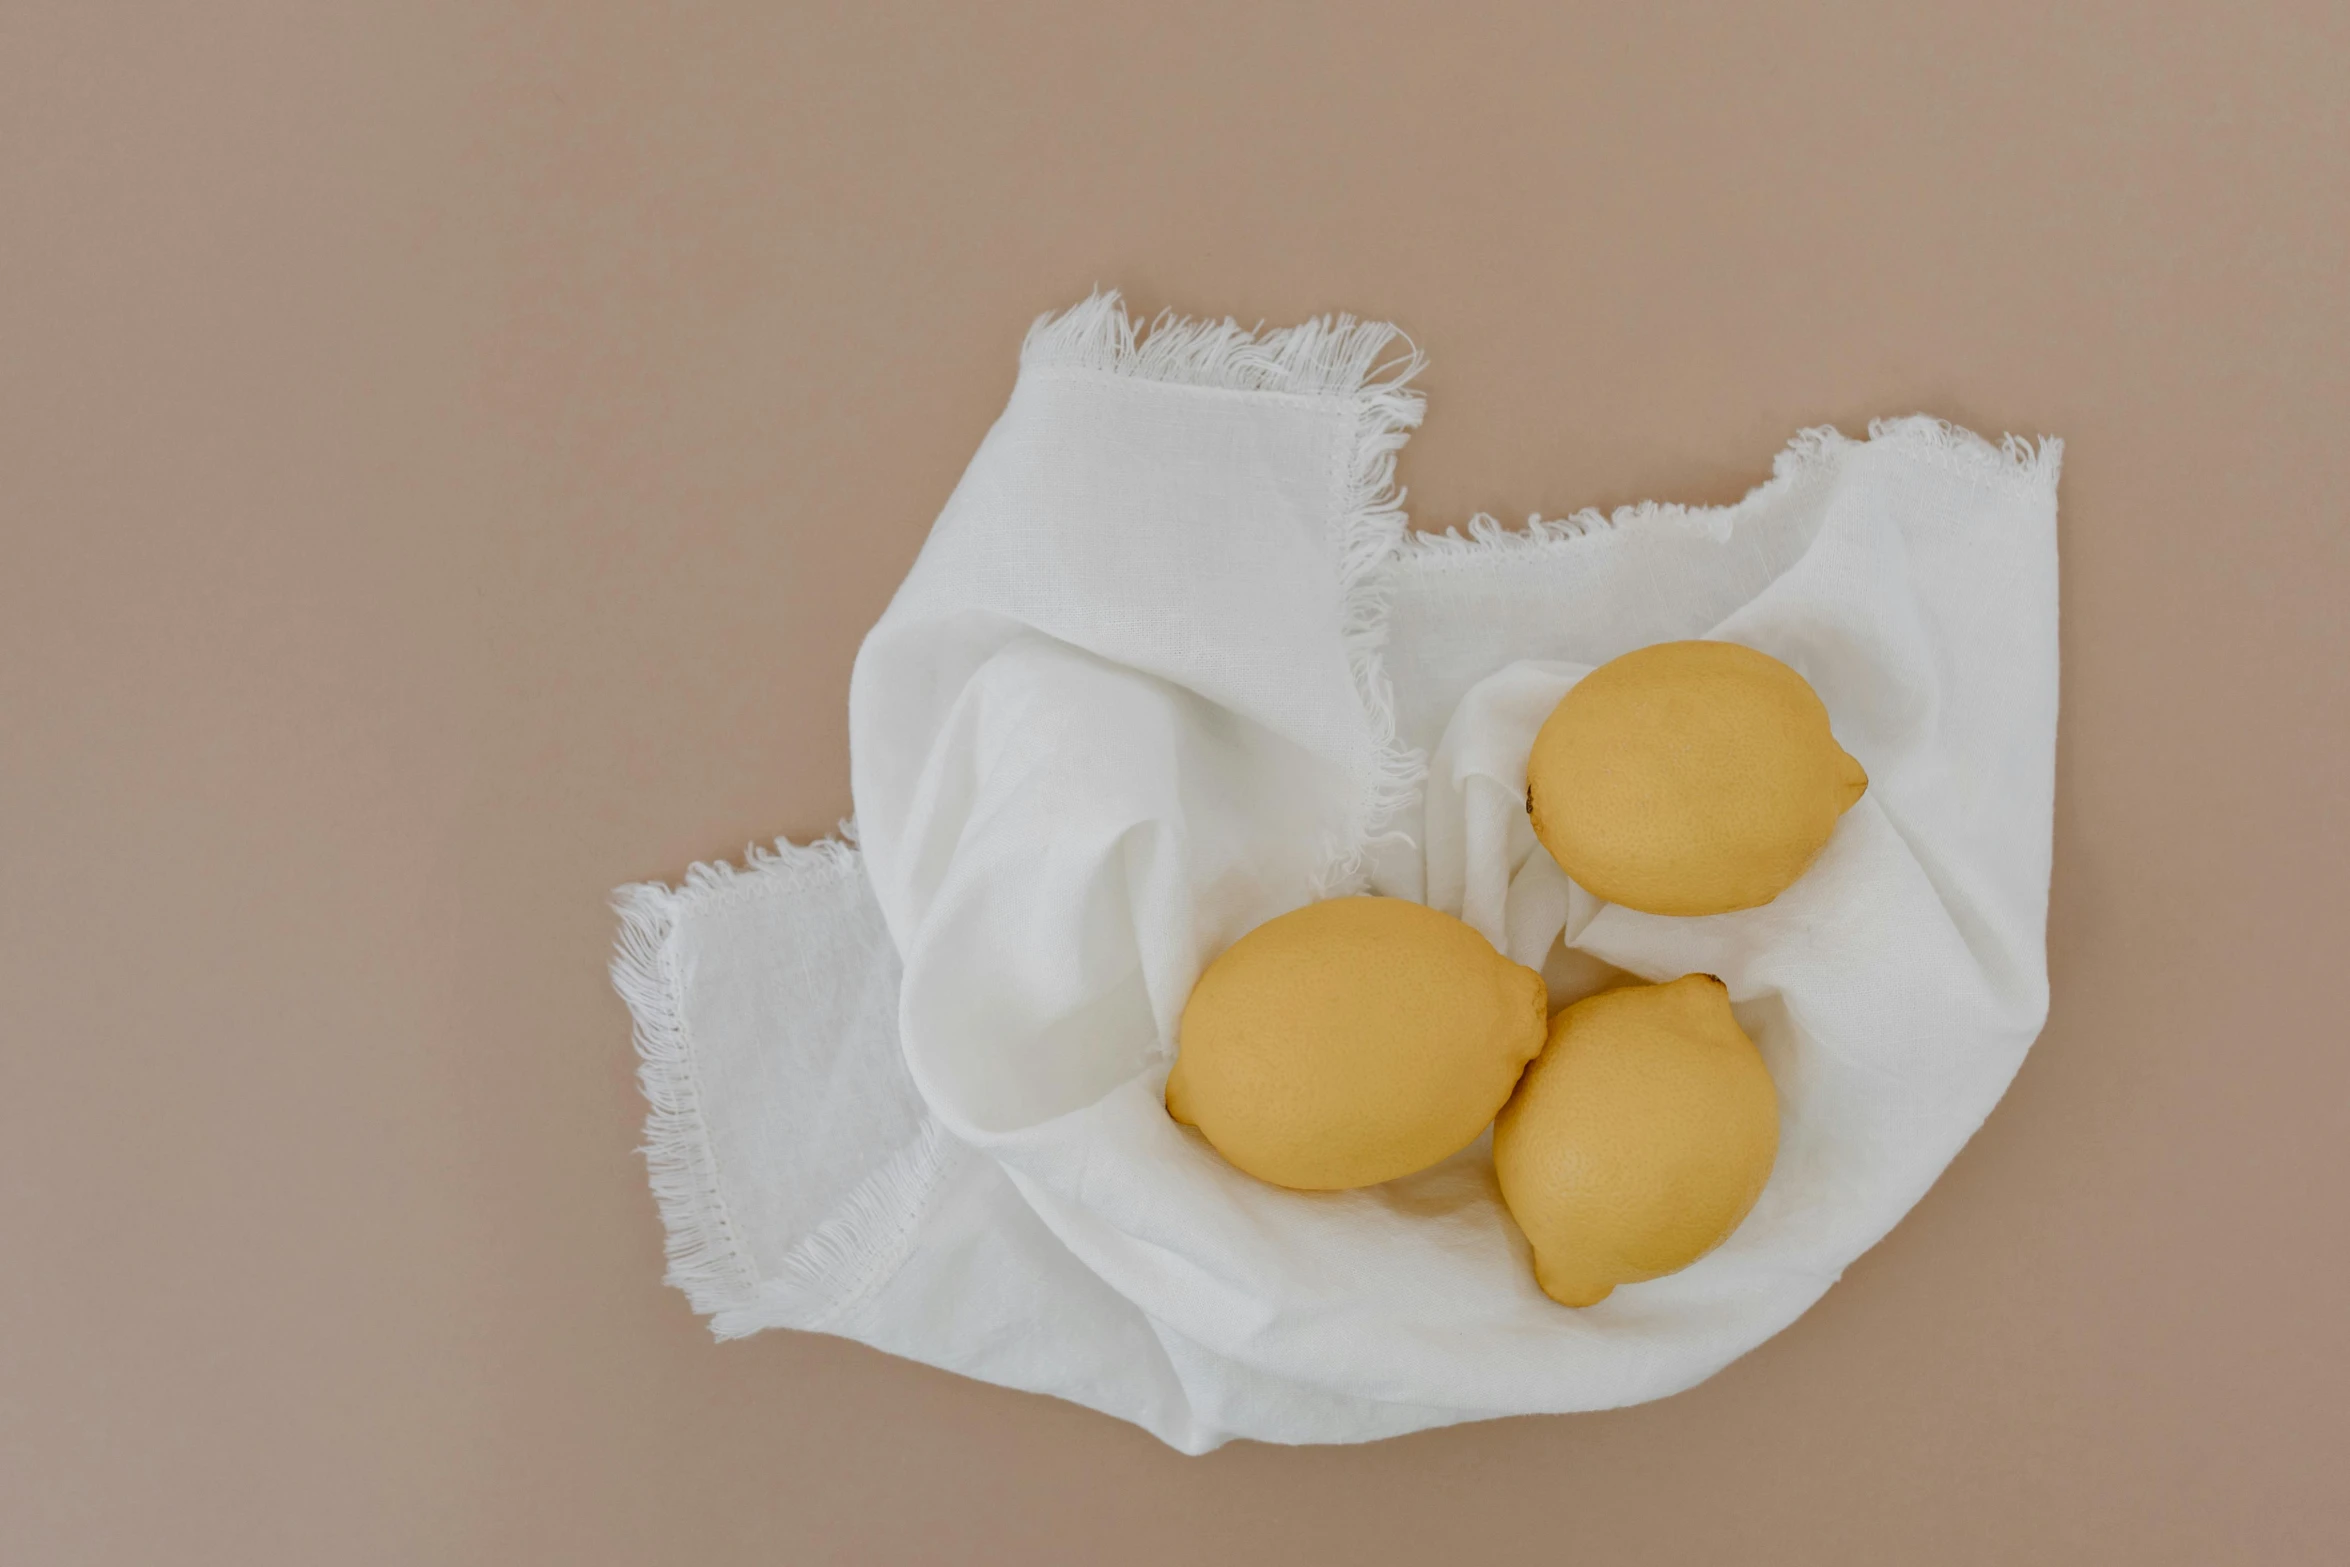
[{"xmin": 7, "ymin": 3, "xmax": 2347, "ymax": 1562}]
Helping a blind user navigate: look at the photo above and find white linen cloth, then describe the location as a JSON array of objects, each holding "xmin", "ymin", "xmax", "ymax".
[{"xmin": 611, "ymin": 292, "xmax": 2061, "ymax": 1453}]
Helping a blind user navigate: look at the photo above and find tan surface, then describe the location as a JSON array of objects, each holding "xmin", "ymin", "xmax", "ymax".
[{"xmin": 6, "ymin": 3, "xmax": 2346, "ymax": 1561}]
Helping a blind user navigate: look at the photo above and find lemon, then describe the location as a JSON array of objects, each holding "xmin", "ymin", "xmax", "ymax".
[
  {"xmin": 1527, "ymin": 640, "xmax": 1868, "ymax": 916},
  {"xmin": 1494, "ymin": 974, "xmax": 1778, "ymax": 1307},
  {"xmin": 1167, "ymin": 897, "xmax": 1548, "ymax": 1191}
]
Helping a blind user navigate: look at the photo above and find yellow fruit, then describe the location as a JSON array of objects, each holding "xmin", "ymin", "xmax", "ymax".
[
  {"xmin": 1167, "ymin": 897, "xmax": 1548, "ymax": 1191},
  {"xmin": 1527, "ymin": 640, "xmax": 1868, "ymax": 916},
  {"xmin": 1494, "ymin": 975, "xmax": 1778, "ymax": 1307}
]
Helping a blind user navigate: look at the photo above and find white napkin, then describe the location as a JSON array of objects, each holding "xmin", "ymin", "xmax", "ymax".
[{"xmin": 611, "ymin": 292, "xmax": 2061, "ymax": 1453}]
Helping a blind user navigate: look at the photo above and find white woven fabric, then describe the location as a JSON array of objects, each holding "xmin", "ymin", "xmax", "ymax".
[{"xmin": 612, "ymin": 293, "xmax": 2061, "ymax": 1453}]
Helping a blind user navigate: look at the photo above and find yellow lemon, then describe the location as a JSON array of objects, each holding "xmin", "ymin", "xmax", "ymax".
[
  {"xmin": 1527, "ymin": 640, "xmax": 1868, "ymax": 916},
  {"xmin": 1494, "ymin": 974, "xmax": 1778, "ymax": 1307},
  {"xmin": 1167, "ymin": 897, "xmax": 1548, "ymax": 1191}
]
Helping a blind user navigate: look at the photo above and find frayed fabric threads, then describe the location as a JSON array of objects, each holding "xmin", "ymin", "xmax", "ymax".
[
  {"xmin": 609, "ymin": 825, "xmax": 866, "ymax": 1319},
  {"xmin": 1403, "ymin": 416, "xmax": 2060, "ymax": 566},
  {"xmin": 1024, "ymin": 291, "xmax": 1430, "ymax": 895}
]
